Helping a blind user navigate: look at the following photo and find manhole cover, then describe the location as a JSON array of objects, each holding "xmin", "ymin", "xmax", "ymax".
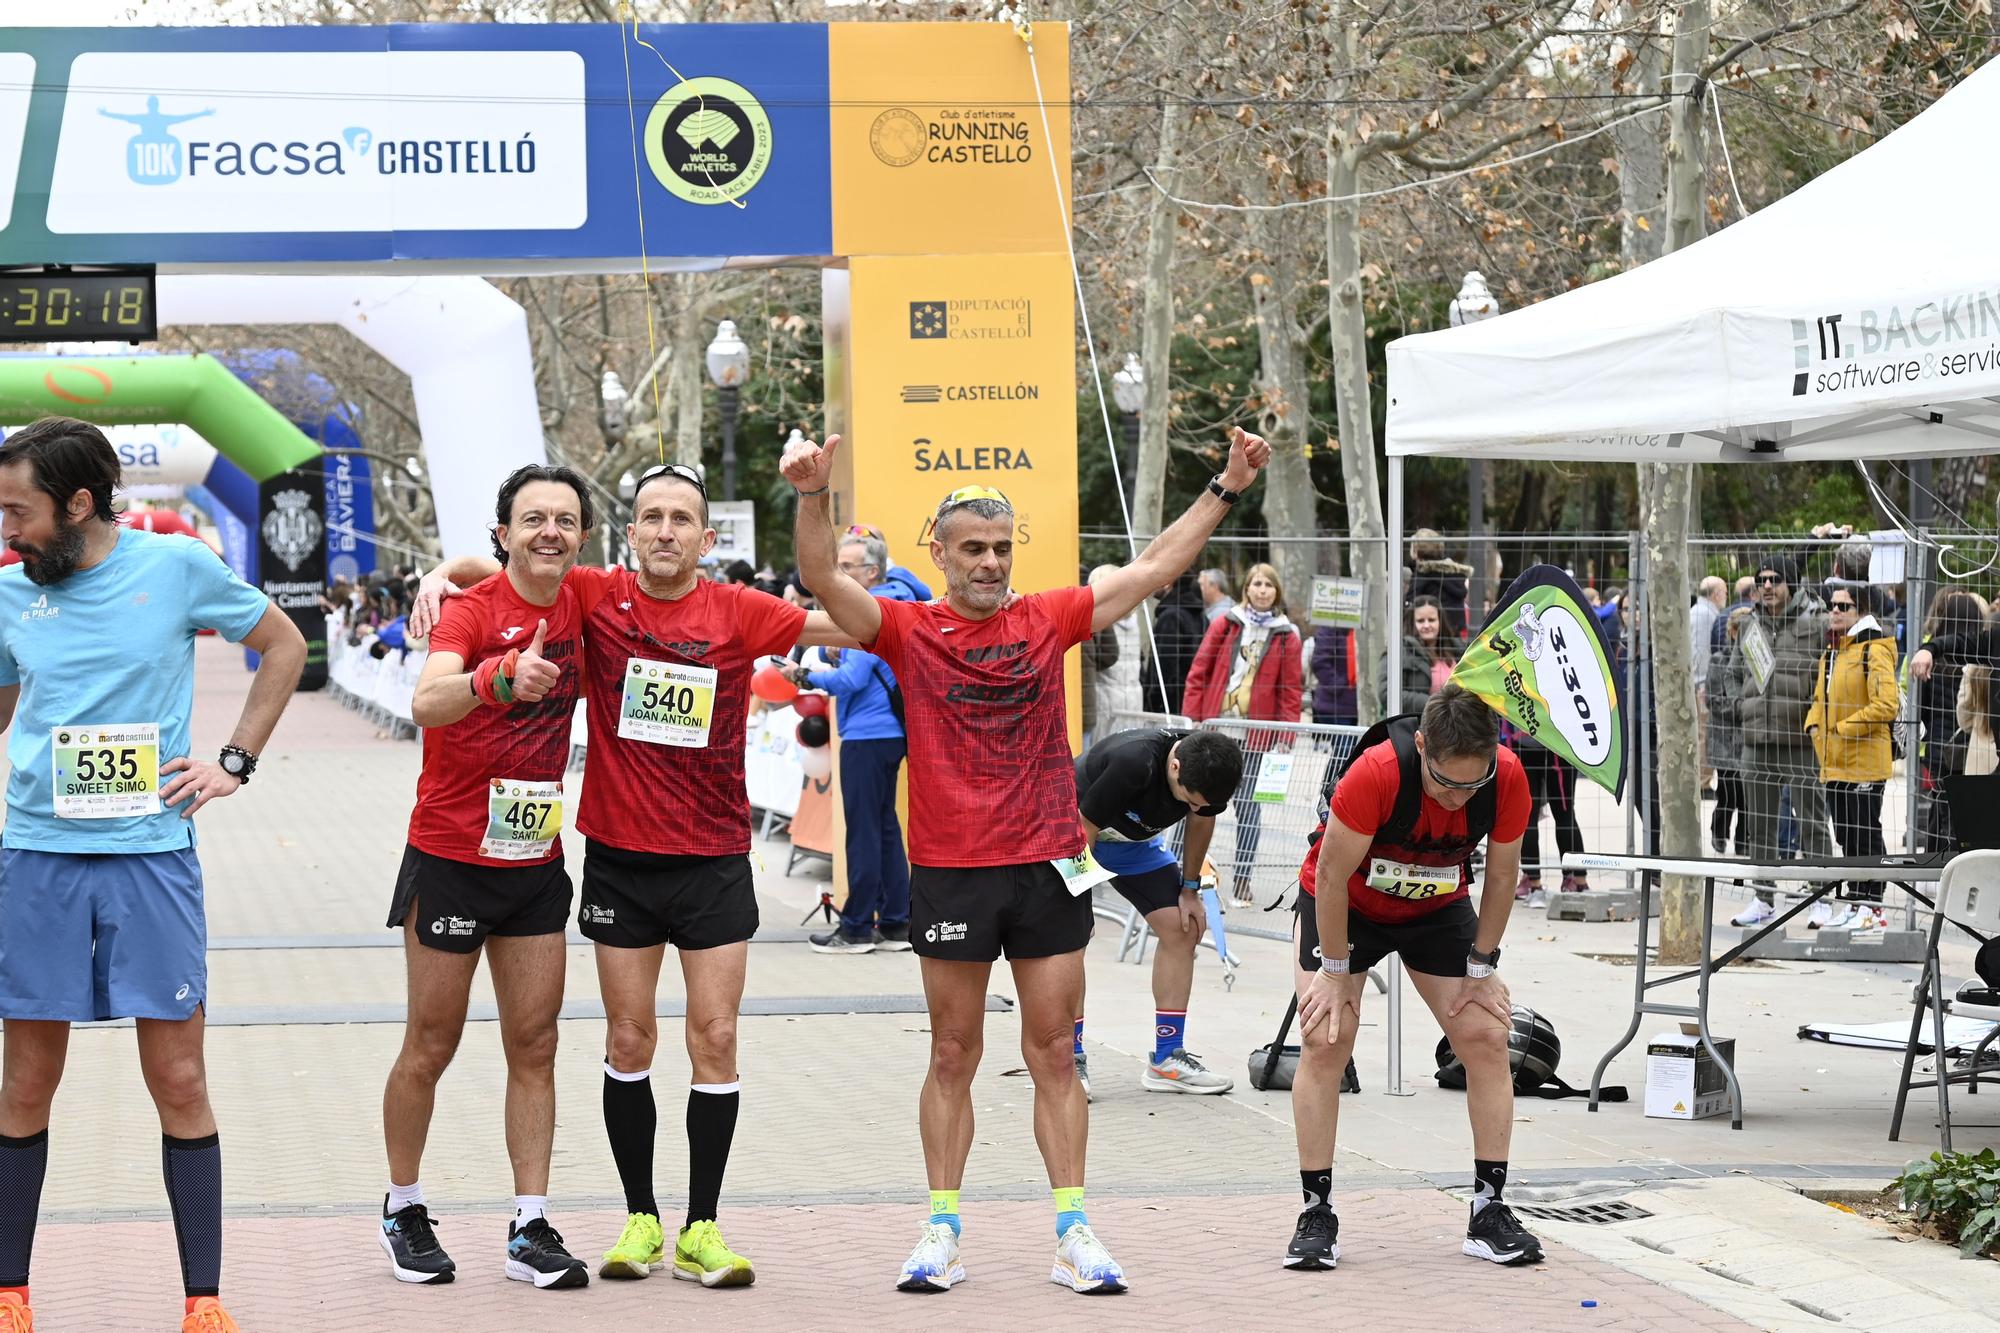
[{"xmin": 1510, "ymin": 1200, "xmax": 1654, "ymax": 1225}]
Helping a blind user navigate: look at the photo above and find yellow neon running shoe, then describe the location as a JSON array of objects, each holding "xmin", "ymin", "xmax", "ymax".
[
  {"xmin": 181, "ymin": 1297, "xmax": 240, "ymax": 1332},
  {"xmin": 672, "ymin": 1219, "xmax": 755, "ymax": 1288},
  {"xmin": 599, "ymin": 1212, "xmax": 666, "ymax": 1280}
]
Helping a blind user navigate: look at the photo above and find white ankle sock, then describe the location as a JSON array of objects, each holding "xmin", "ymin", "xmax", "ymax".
[
  {"xmin": 515, "ymin": 1195, "xmax": 548, "ymax": 1228},
  {"xmin": 386, "ymin": 1180, "xmax": 425, "ymax": 1213}
]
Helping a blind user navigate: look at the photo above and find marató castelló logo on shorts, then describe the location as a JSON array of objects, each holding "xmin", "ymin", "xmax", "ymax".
[{"xmin": 926, "ymin": 921, "xmax": 968, "ymax": 944}]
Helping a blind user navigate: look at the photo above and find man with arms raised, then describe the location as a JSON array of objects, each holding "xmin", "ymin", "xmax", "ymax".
[
  {"xmin": 1286, "ymin": 684, "xmax": 1541, "ymax": 1272},
  {"xmin": 413, "ymin": 461, "xmax": 855, "ymax": 1292},
  {"xmin": 1072, "ymin": 726, "xmax": 1243, "ymax": 1097},
  {"xmin": 377, "ymin": 464, "xmax": 598, "ymax": 1291},
  {"xmin": 782, "ymin": 425, "xmax": 1268, "ymax": 1295},
  {"xmin": 0, "ymin": 417, "xmax": 306, "ymax": 1333}
]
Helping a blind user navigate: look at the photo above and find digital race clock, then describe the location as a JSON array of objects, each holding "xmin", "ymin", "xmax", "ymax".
[{"xmin": 0, "ymin": 268, "xmax": 158, "ymax": 344}]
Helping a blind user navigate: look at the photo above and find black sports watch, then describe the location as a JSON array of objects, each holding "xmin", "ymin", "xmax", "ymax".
[
  {"xmin": 1206, "ymin": 474, "xmax": 1241, "ymax": 505},
  {"xmin": 1467, "ymin": 944, "xmax": 1502, "ymax": 972},
  {"xmin": 219, "ymin": 745, "xmax": 259, "ymax": 783}
]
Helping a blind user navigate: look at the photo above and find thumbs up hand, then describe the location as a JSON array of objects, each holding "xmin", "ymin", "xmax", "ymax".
[{"xmin": 511, "ymin": 619, "xmax": 561, "ymax": 703}]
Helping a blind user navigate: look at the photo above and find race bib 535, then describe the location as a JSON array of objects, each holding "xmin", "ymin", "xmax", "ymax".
[{"xmin": 52, "ymin": 723, "xmax": 161, "ymax": 819}]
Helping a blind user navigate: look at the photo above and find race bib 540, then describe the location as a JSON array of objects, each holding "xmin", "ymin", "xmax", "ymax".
[
  {"xmin": 52, "ymin": 723, "xmax": 161, "ymax": 819},
  {"xmin": 617, "ymin": 658, "xmax": 718, "ymax": 747}
]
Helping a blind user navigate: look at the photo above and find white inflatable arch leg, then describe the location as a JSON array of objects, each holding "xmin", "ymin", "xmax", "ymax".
[{"xmin": 156, "ymin": 275, "xmax": 545, "ymax": 557}]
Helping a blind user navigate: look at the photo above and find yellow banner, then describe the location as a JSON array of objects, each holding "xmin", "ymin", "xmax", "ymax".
[{"xmin": 829, "ymin": 22, "xmax": 1071, "ymax": 256}]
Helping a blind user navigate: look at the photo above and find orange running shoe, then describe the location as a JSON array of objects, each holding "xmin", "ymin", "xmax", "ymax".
[
  {"xmin": 181, "ymin": 1296, "xmax": 238, "ymax": 1332},
  {"xmin": 0, "ymin": 1290, "xmax": 30, "ymax": 1332}
]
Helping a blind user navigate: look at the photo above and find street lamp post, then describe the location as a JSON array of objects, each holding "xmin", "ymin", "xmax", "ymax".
[
  {"xmin": 705, "ymin": 319, "xmax": 751, "ymax": 502},
  {"xmin": 1448, "ymin": 271, "xmax": 1501, "ymax": 620},
  {"xmin": 1110, "ymin": 352, "xmax": 1145, "ymax": 510}
]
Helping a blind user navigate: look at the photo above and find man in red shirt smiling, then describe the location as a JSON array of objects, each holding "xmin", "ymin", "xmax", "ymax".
[{"xmin": 783, "ymin": 425, "xmax": 1268, "ymax": 1297}]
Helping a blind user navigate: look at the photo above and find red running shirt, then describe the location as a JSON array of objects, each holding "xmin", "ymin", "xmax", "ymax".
[
  {"xmin": 1299, "ymin": 739, "xmax": 1530, "ymax": 924},
  {"xmin": 868, "ymin": 585, "xmax": 1095, "ymax": 867},
  {"xmin": 408, "ymin": 571, "xmax": 600, "ymax": 867},
  {"xmin": 572, "ymin": 567, "xmax": 805, "ymax": 856}
]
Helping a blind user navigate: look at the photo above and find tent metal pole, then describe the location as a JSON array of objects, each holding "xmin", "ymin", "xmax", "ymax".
[{"xmin": 1386, "ymin": 453, "xmax": 1408, "ymax": 1096}]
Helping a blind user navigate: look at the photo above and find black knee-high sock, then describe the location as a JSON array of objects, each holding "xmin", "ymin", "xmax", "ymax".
[
  {"xmin": 602, "ymin": 1066, "xmax": 659, "ymax": 1218},
  {"xmin": 685, "ymin": 1083, "xmax": 740, "ymax": 1228},
  {"xmin": 0, "ymin": 1131, "xmax": 49, "ymax": 1287},
  {"xmin": 162, "ymin": 1133, "xmax": 222, "ymax": 1299},
  {"xmin": 1472, "ymin": 1158, "xmax": 1508, "ymax": 1216}
]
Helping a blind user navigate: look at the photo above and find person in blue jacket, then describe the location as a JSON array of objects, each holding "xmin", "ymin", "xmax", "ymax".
[{"xmin": 786, "ymin": 530, "xmax": 914, "ymax": 953}]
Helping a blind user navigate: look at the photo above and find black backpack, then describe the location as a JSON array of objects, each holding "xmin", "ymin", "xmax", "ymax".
[{"xmin": 1309, "ymin": 713, "xmax": 1497, "ymax": 854}]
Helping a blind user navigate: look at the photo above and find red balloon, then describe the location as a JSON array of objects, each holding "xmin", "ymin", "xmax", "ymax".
[
  {"xmin": 793, "ymin": 692, "xmax": 830, "ymax": 719},
  {"xmin": 751, "ymin": 665, "xmax": 797, "ymax": 704}
]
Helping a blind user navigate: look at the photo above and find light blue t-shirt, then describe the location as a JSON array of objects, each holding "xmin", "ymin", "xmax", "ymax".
[{"xmin": 0, "ymin": 529, "xmax": 269, "ymax": 853}]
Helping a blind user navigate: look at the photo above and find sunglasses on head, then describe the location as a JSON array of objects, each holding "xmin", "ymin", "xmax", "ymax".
[
  {"xmin": 1425, "ymin": 753, "xmax": 1496, "ymax": 792},
  {"xmin": 636, "ymin": 462, "xmax": 707, "ymax": 496},
  {"xmin": 934, "ymin": 484, "xmax": 1011, "ymax": 519}
]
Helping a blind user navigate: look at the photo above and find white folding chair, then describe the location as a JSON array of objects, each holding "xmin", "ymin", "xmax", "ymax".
[{"xmin": 1891, "ymin": 848, "xmax": 2000, "ymax": 1150}]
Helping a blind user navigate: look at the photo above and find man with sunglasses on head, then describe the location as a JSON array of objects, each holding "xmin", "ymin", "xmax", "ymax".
[
  {"xmin": 782, "ymin": 424, "xmax": 1269, "ymax": 1297},
  {"xmin": 1287, "ymin": 683, "xmax": 1540, "ymax": 1273},
  {"xmin": 412, "ymin": 460, "xmax": 859, "ymax": 1293}
]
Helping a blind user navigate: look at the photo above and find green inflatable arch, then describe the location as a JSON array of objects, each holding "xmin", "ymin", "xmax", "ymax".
[{"xmin": 0, "ymin": 354, "xmax": 321, "ymax": 481}]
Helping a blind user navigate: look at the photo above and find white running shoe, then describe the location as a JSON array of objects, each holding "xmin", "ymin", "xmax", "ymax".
[
  {"xmin": 1806, "ymin": 900, "xmax": 1833, "ymax": 930},
  {"xmin": 1526, "ymin": 887, "xmax": 1548, "ymax": 909},
  {"xmin": 1821, "ymin": 902, "xmax": 1857, "ymax": 930},
  {"xmin": 896, "ymin": 1222, "xmax": 965, "ymax": 1293},
  {"xmin": 1051, "ymin": 1222, "xmax": 1127, "ymax": 1294},
  {"xmin": 1730, "ymin": 897, "xmax": 1776, "ymax": 927},
  {"xmin": 1851, "ymin": 906, "xmax": 1887, "ymax": 934},
  {"xmin": 1143, "ymin": 1048, "xmax": 1234, "ymax": 1095}
]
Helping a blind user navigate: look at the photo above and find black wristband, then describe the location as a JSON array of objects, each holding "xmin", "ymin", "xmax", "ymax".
[{"xmin": 797, "ymin": 485, "xmax": 829, "ymax": 497}]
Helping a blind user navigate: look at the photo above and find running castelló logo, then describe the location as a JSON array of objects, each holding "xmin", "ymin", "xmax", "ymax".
[{"xmin": 101, "ymin": 96, "xmax": 215, "ymax": 185}]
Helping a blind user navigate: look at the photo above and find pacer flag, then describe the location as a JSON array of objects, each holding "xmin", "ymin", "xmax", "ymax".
[{"xmin": 1448, "ymin": 564, "xmax": 1626, "ymax": 800}]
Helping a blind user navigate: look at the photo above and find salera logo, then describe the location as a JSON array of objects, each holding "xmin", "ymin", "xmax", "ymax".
[{"xmin": 644, "ymin": 76, "xmax": 772, "ymax": 206}]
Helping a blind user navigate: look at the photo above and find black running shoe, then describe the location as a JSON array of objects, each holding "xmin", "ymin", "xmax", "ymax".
[
  {"xmin": 1463, "ymin": 1203, "xmax": 1545, "ymax": 1265},
  {"xmin": 506, "ymin": 1217, "xmax": 590, "ymax": 1289},
  {"xmin": 875, "ymin": 924, "xmax": 914, "ymax": 952},
  {"xmin": 1284, "ymin": 1205, "xmax": 1339, "ymax": 1270},
  {"xmin": 809, "ymin": 927, "xmax": 876, "ymax": 954},
  {"xmin": 379, "ymin": 1196, "xmax": 455, "ymax": 1284}
]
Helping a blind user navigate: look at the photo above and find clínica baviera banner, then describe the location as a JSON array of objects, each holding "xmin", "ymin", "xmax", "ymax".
[{"xmin": 1448, "ymin": 564, "xmax": 1627, "ymax": 800}]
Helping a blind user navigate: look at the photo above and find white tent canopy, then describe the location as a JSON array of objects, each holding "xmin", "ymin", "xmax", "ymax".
[{"xmin": 1386, "ymin": 58, "xmax": 2000, "ymax": 464}]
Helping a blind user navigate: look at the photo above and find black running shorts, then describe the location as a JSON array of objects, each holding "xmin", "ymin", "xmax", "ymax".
[
  {"xmin": 1294, "ymin": 893, "xmax": 1479, "ymax": 977},
  {"xmin": 1111, "ymin": 864, "xmax": 1185, "ymax": 917},
  {"xmin": 910, "ymin": 861, "xmax": 1093, "ymax": 962},
  {"xmin": 578, "ymin": 838, "xmax": 759, "ymax": 951},
  {"xmin": 389, "ymin": 844, "xmax": 573, "ymax": 954}
]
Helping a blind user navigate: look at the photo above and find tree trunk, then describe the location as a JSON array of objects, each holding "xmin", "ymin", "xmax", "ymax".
[
  {"xmin": 1246, "ymin": 205, "xmax": 1316, "ymax": 627},
  {"xmin": 1612, "ymin": 3, "xmax": 1669, "ymax": 267},
  {"xmin": 1134, "ymin": 5, "xmax": 1187, "ymax": 548},
  {"xmin": 1651, "ymin": 0, "xmax": 1712, "ymax": 966},
  {"xmin": 1325, "ymin": 135, "xmax": 1389, "ymax": 723},
  {"xmin": 670, "ymin": 283, "xmax": 705, "ymax": 471}
]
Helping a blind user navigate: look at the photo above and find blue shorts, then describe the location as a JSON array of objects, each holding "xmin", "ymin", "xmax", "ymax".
[
  {"xmin": 1093, "ymin": 835, "xmax": 1178, "ymax": 877},
  {"xmin": 0, "ymin": 847, "xmax": 207, "ymax": 1022}
]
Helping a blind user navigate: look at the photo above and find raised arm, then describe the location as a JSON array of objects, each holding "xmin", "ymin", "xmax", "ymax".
[
  {"xmin": 780, "ymin": 433, "xmax": 884, "ymax": 646},
  {"xmin": 1088, "ymin": 427, "xmax": 1270, "ymax": 632},
  {"xmin": 409, "ymin": 554, "xmax": 502, "ymax": 639}
]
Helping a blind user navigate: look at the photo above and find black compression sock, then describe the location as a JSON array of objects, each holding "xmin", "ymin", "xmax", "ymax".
[
  {"xmin": 1472, "ymin": 1159, "xmax": 1508, "ymax": 1216},
  {"xmin": 0, "ymin": 1130, "xmax": 48, "ymax": 1287},
  {"xmin": 685, "ymin": 1082, "xmax": 741, "ymax": 1227},
  {"xmin": 602, "ymin": 1066, "xmax": 659, "ymax": 1218},
  {"xmin": 162, "ymin": 1133, "xmax": 222, "ymax": 1298},
  {"xmin": 1300, "ymin": 1167, "xmax": 1332, "ymax": 1212}
]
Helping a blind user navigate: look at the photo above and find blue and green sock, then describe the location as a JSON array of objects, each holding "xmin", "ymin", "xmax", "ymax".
[
  {"xmin": 929, "ymin": 1188, "xmax": 961, "ymax": 1237},
  {"xmin": 1053, "ymin": 1186, "xmax": 1086, "ymax": 1238}
]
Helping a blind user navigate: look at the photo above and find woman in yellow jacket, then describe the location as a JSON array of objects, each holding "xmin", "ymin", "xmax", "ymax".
[{"xmin": 1805, "ymin": 588, "xmax": 1901, "ymax": 927}]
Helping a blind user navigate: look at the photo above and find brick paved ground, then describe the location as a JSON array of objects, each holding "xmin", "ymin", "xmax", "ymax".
[
  {"xmin": 27, "ymin": 1191, "xmax": 1755, "ymax": 1332},
  {"xmin": 9, "ymin": 638, "xmax": 1974, "ymax": 1331}
]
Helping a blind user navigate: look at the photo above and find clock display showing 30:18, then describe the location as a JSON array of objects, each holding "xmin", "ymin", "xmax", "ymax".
[{"xmin": 0, "ymin": 274, "xmax": 157, "ymax": 341}]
